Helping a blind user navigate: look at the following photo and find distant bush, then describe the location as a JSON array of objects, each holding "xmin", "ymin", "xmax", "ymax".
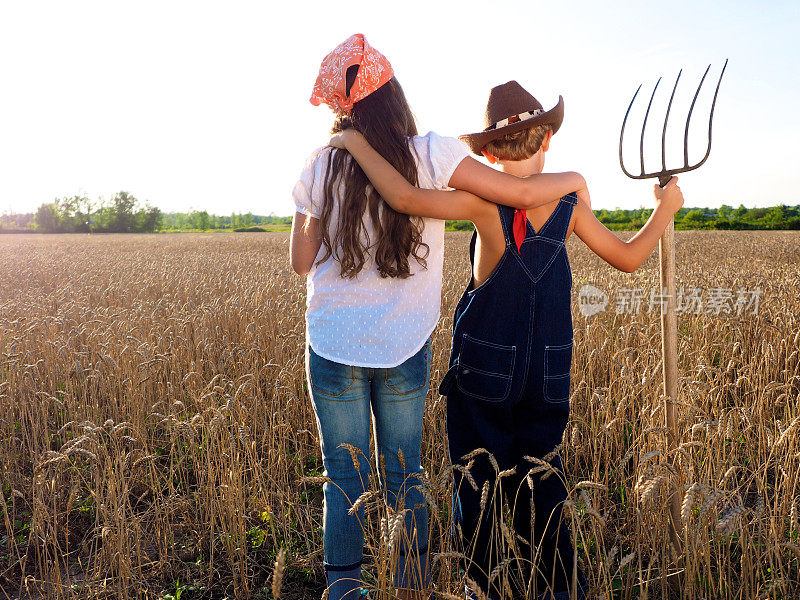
[
  {"xmin": 446, "ymin": 220, "xmax": 475, "ymax": 231},
  {"xmin": 234, "ymin": 226, "xmax": 267, "ymax": 232}
]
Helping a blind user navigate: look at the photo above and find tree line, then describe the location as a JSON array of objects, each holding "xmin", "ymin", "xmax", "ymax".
[
  {"xmin": 2, "ymin": 194, "xmax": 800, "ymax": 233},
  {"xmin": 447, "ymin": 204, "xmax": 800, "ymax": 232},
  {"xmin": 1, "ymin": 193, "xmax": 161, "ymax": 233},
  {"xmin": 0, "ymin": 192, "xmax": 292, "ymax": 233}
]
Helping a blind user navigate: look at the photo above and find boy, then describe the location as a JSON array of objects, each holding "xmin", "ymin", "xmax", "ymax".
[{"xmin": 331, "ymin": 80, "xmax": 683, "ymax": 600}]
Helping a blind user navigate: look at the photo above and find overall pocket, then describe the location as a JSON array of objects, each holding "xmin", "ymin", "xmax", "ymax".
[
  {"xmin": 455, "ymin": 334, "xmax": 516, "ymax": 403},
  {"xmin": 543, "ymin": 341, "xmax": 573, "ymax": 405}
]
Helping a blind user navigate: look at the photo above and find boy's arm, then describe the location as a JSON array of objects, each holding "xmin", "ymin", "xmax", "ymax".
[
  {"xmin": 331, "ymin": 130, "xmax": 585, "ymax": 218},
  {"xmin": 572, "ymin": 178, "xmax": 684, "ymax": 273},
  {"xmin": 289, "ymin": 211, "xmax": 322, "ymax": 275},
  {"xmin": 576, "ymin": 186, "xmax": 592, "ymax": 209}
]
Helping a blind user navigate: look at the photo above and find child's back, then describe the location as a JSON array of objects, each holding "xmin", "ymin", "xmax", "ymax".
[{"xmin": 441, "ymin": 194, "xmax": 578, "ymax": 444}]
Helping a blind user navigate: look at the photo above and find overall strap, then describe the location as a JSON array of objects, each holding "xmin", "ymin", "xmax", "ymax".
[
  {"xmin": 496, "ymin": 203, "xmax": 517, "ymax": 248},
  {"xmin": 468, "ymin": 229, "xmax": 478, "ymax": 267},
  {"xmin": 548, "ymin": 192, "xmax": 578, "ymax": 242}
]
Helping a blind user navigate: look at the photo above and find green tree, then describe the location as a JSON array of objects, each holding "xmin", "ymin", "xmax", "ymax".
[
  {"xmin": 684, "ymin": 209, "xmax": 706, "ymax": 224},
  {"xmin": 91, "ymin": 196, "xmax": 112, "ymax": 231},
  {"xmin": 56, "ymin": 194, "xmax": 92, "ymax": 232},
  {"xmin": 135, "ymin": 203, "xmax": 162, "ymax": 232},
  {"xmin": 35, "ymin": 203, "xmax": 60, "ymax": 232},
  {"xmin": 765, "ymin": 205, "xmax": 788, "ymax": 229},
  {"xmin": 196, "ymin": 210, "xmax": 210, "ymax": 231},
  {"xmin": 111, "ymin": 191, "xmax": 137, "ymax": 232}
]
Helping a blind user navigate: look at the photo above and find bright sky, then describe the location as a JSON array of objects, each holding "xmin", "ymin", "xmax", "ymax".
[{"xmin": 1, "ymin": 1, "xmax": 797, "ymax": 216}]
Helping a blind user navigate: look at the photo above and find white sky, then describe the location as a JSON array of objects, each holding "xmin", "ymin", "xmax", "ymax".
[{"xmin": 0, "ymin": 0, "xmax": 797, "ymax": 216}]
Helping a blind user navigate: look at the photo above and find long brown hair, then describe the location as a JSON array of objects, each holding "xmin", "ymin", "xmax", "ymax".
[{"xmin": 316, "ymin": 67, "xmax": 429, "ymax": 279}]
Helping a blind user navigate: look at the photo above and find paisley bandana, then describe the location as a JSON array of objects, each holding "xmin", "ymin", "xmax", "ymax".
[{"xmin": 310, "ymin": 34, "xmax": 394, "ymax": 113}]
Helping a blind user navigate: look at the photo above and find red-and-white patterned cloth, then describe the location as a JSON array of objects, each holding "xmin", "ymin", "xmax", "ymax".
[{"xmin": 310, "ymin": 33, "xmax": 394, "ymax": 113}]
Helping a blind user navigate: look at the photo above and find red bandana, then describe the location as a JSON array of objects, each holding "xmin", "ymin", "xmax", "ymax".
[{"xmin": 512, "ymin": 209, "xmax": 527, "ymax": 254}]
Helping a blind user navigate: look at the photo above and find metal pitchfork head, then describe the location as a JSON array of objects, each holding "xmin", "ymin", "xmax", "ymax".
[{"xmin": 620, "ymin": 59, "xmax": 728, "ymax": 188}]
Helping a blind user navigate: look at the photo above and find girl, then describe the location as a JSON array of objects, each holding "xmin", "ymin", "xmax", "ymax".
[
  {"xmin": 290, "ymin": 36, "xmax": 584, "ymax": 600},
  {"xmin": 327, "ymin": 79, "xmax": 684, "ymax": 600}
]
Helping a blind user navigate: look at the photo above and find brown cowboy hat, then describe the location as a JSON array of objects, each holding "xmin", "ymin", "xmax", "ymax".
[{"xmin": 459, "ymin": 80, "xmax": 564, "ymax": 155}]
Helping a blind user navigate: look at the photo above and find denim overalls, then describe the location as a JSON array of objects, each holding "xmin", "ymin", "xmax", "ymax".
[{"xmin": 439, "ymin": 193, "xmax": 586, "ymax": 600}]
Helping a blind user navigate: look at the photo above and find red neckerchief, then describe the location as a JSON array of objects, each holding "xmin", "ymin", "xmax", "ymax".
[{"xmin": 512, "ymin": 209, "xmax": 527, "ymax": 254}]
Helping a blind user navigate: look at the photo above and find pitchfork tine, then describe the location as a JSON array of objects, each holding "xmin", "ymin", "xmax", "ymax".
[
  {"xmin": 692, "ymin": 58, "xmax": 729, "ymax": 170},
  {"xmin": 619, "ymin": 84, "xmax": 641, "ymax": 179},
  {"xmin": 640, "ymin": 77, "xmax": 662, "ymax": 176},
  {"xmin": 662, "ymin": 70, "xmax": 682, "ymax": 175},
  {"xmin": 683, "ymin": 64, "xmax": 711, "ymax": 168}
]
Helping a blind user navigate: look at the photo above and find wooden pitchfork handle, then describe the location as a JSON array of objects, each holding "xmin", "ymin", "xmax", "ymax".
[{"xmin": 658, "ymin": 174, "xmax": 683, "ymax": 555}]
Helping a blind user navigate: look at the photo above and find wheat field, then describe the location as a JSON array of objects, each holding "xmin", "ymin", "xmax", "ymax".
[{"xmin": 0, "ymin": 231, "xmax": 798, "ymax": 600}]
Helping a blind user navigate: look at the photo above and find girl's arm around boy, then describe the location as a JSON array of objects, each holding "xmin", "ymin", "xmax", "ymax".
[
  {"xmin": 329, "ymin": 127, "xmax": 685, "ymax": 276},
  {"xmin": 330, "ymin": 129, "xmax": 586, "ymax": 218}
]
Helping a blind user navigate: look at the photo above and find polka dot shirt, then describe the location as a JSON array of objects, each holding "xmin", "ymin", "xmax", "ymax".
[{"xmin": 292, "ymin": 131, "xmax": 470, "ymax": 368}]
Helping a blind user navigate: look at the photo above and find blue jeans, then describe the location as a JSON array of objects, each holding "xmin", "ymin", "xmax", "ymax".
[{"xmin": 306, "ymin": 340, "xmax": 431, "ymax": 600}]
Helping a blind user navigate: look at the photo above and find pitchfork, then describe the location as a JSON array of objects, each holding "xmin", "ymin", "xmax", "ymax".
[{"xmin": 619, "ymin": 59, "xmax": 728, "ymax": 552}]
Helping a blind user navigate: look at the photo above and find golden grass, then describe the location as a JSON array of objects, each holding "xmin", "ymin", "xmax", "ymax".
[{"xmin": 0, "ymin": 231, "xmax": 798, "ymax": 599}]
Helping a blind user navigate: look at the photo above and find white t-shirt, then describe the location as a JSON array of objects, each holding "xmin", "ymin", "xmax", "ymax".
[{"xmin": 292, "ymin": 131, "xmax": 471, "ymax": 368}]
